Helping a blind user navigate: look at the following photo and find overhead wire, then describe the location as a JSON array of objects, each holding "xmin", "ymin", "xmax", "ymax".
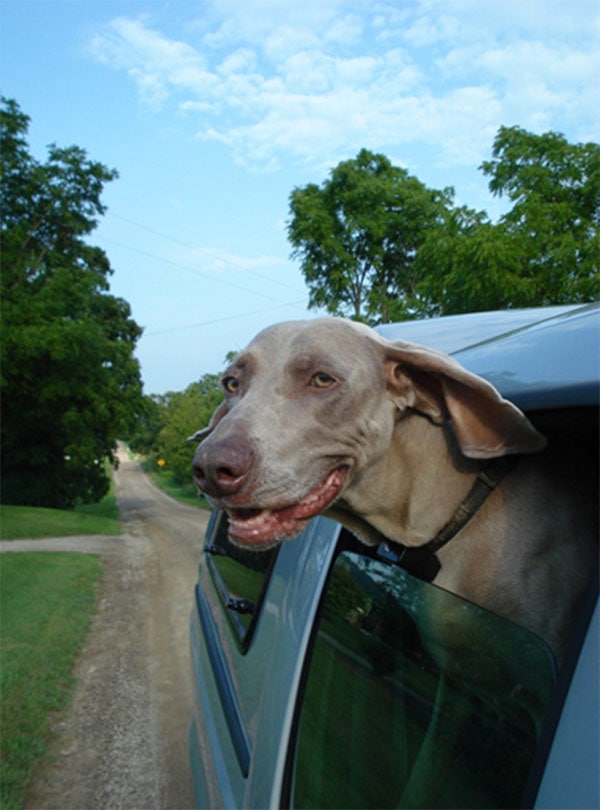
[
  {"xmin": 107, "ymin": 211, "xmax": 305, "ymax": 295},
  {"xmin": 145, "ymin": 299, "xmax": 308, "ymax": 336},
  {"xmin": 100, "ymin": 211, "xmax": 310, "ymax": 336},
  {"xmin": 102, "ymin": 236, "xmax": 298, "ymax": 305}
]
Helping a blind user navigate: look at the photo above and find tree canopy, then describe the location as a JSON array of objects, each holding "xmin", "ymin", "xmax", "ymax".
[
  {"xmin": 288, "ymin": 131, "xmax": 599, "ymax": 322},
  {"xmin": 157, "ymin": 376, "xmax": 223, "ymax": 485},
  {"xmin": 288, "ymin": 149, "xmax": 452, "ymax": 322},
  {"xmin": 128, "ymin": 374, "xmax": 224, "ymax": 487},
  {"xmin": 1, "ymin": 98, "xmax": 145, "ymax": 507},
  {"xmin": 481, "ymin": 126, "xmax": 599, "ymax": 305}
]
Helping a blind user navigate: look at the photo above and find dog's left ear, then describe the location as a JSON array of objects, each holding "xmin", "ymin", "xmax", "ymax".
[
  {"xmin": 187, "ymin": 400, "xmax": 230, "ymax": 443},
  {"xmin": 382, "ymin": 339, "xmax": 546, "ymax": 459}
]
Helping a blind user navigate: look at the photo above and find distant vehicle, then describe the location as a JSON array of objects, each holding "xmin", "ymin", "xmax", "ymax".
[{"xmin": 189, "ymin": 303, "xmax": 599, "ymax": 809}]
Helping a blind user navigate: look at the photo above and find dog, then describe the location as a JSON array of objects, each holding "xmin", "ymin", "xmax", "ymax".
[{"xmin": 190, "ymin": 318, "xmax": 597, "ymax": 663}]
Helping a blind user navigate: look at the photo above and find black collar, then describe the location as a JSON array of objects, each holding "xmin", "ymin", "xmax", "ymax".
[{"xmin": 381, "ymin": 456, "xmax": 517, "ymax": 582}]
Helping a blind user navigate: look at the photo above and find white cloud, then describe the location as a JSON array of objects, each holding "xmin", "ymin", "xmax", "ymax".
[
  {"xmin": 324, "ymin": 13, "xmax": 363, "ymax": 47},
  {"xmin": 88, "ymin": 16, "xmax": 216, "ymax": 108},
  {"xmin": 217, "ymin": 48, "xmax": 258, "ymax": 76},
  {"xmin": 280, "ymin": 50, "xmax": 336, "ymax": 94},
  {"xmin": 218, "ymin": 0, "xmax": 345, "ymax": 37},
  {"xmin": 86, "ymin": 2, "xmax": 599, "ymax": 173},
  {"xmin": 403, "ymin": 0, "xmax": 599, "ymax": 44}
]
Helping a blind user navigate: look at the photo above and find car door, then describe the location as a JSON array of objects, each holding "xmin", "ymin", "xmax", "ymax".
[
  {"xmin": 283, "ymin": 527, "xmax": 597, "ymax": 809},
  {"xmin": 189, "ymin": 509, "xmax": 280, "ymax": 807}
]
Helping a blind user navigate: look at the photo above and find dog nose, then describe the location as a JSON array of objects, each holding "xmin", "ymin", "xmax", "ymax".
[{"xmin": 192, "ymin": 437, "xmax": 254, "ymax": 498}]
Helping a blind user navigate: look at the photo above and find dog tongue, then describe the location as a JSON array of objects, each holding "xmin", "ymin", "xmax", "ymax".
[{"xmin": 227, "ymin": 468, "xmax": 347, "ymax": 548}]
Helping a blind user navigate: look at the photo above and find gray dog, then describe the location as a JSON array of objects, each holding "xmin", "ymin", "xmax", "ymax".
[{"xmin": 191, "ymin": 318, "xmax": 596, "ymax": 661}]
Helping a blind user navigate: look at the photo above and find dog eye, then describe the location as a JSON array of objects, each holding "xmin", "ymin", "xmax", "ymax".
[
  {"xmin": 222, "ymin": 376, "xmax": 240, "ymax": 394},
  {"xmin": 310, "ymin": 372, "xmax": 336, "ymax": 389}
]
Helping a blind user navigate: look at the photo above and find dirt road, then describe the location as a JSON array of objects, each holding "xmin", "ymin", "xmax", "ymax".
[{"xmin": 5, "ymin": 447, "xmax": 209, "ymax": 809}]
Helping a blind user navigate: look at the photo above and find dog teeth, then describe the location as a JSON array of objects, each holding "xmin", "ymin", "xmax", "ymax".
[
  {"xmin": 247, "ymin": 510, "xmax": 271, "ymax": 525},
  {"xmin": 231, "ymin": 509, "xmax": 271, "ymax": 525},
  {"xmin": 227, "ymin": 468, "xmax": 348, "ymax": 547}
]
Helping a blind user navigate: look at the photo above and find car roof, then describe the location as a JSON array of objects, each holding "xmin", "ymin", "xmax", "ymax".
[{"xmin": 376, "ymin": 303, "xmax": 600, "ymax": 410}]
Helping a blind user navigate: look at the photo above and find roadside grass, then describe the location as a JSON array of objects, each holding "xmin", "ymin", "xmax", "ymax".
[
  {"xmin": 0, "ymin": 552, "xmax": 103, "ymax": 810},
  {"xmin": 145, "ymin": 465, "xmax": 211, "ymax": 510},
  {"xmin": 0, "ymin": 480, "xmax": 120, "ymax": 540}
]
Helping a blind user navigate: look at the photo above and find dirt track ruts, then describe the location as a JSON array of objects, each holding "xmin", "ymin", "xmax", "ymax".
[{"xmin": 1, "ymin": 447, "xmax": 209, "ymax": 809}]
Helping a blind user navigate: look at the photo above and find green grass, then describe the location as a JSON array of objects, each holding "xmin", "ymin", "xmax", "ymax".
[
  {"xmin": 0, "ymin": 501, "xmax": 120, "ymax": 540},
  {"xmin": 0, "ymin": 480, "xmax": 121, "ymax": 540},
  {"xmin": 145, "ymin": 466, "xmax": 211, "ymax": 509},
  {"xmin": 0, "ymin": 552, "xmax": 103, "ymax": 810}
]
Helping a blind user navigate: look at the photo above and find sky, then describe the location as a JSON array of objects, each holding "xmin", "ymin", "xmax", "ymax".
[{"xmin": 2, "ymin": 0, "xmax": 599, "ymax": 395}]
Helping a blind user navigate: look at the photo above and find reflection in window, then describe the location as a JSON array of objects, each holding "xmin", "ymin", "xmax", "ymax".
[
  {"xmin": 205, "ymin": 511, "xmax": 277, "ymax": 648},
  {"xmin": 292, "ymin": 540, "xmax": 557, "ymax": 809}
]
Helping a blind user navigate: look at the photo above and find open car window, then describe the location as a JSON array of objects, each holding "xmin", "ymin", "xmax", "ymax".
[
  {"xmin": 289, "ymin": 534, "xmax": 558, "ymax": 809},
  {"xmin": 205, "ymin": 511, "xmax": 278, "ymax": 650}
]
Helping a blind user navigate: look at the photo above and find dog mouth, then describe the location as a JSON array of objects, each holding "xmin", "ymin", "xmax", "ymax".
[{"xmin": 225, "ymin": 467, "xmax": 349, "ymax": 548}]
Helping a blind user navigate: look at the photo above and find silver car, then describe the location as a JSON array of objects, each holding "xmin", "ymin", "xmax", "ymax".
[{"xmin": 189, "ymin": 303, "xmax": 599, "ymax": 809}]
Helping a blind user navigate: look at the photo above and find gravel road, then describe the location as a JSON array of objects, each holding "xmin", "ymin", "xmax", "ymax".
[{"xmin": 1, "ymin": 447, "xmax": 209, "ymax": 809}]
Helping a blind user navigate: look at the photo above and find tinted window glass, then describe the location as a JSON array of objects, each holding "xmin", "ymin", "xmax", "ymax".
[
  {"xmin": 291, "ymin": 542, "xmax": 557, "ymax": 809},
  {"xmin": 206, "ymin": 511, "xmax": 277, "ymax": 647}
]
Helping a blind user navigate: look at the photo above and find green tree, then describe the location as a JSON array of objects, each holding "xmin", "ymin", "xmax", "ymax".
[
  {"xmin": 416, "ymin": 205, "xmax": 531, "ymax": 314},
  {"xmin": 1, "ymin": 98, "xmax": 144, "ymax": 507},
  {"xmin": 287, "ymin": 149, "xmax": 451, "ymax": 322},
  {"xmin": 480, "ymin": 126, "xmax": 599, "ymax": 305},
  {"xmin": 421, "ymin": 127, "xmax": 599, "ymax": 313},
  {"xmin": 156, "ymin": 375, "xmax": 223, "ymax": 484},
  {"xmin": 127, "ymin": 394, "xmax": 168, "ymax": 457}
]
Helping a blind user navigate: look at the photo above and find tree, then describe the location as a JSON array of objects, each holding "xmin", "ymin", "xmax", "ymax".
[
  {"xmin": 420, "ymin": 127, "xmax": 599, "ymax": 313},
  {"xmin": 127, "ymin": 394, "xmax": 167, "ymax": 458},
  {"xmin": 287, "ymin": 149, "xmax": 451, "ymax": 322},
  {"xmin": 479, "ymin": 126, "xmax": 599, "ymax": 305},
  {"xmin": 1, "ymin": 98, "xmax": 144, "ymax": 507},
  {"xmin": 156, "ymin": 375, "xmax": 223, "ymax": 484},
  {"xmin": 415, "ymin": 205, "xmax": 532, "ymax": 314},
  {"xmin": 289, "ymin": 131, "xmax": 599, "ymax": 320}
]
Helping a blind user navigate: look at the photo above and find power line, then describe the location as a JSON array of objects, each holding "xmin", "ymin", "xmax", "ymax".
[
  {"xmin": 107, "ymin": 211, "xmax": 304, "ymax": 295},
  {"xmin": 144, "ymin": 299, "xmax": 308, "ymax": 336},
  {"xmin": 101, "ymin": 236, "xmax": 296, "ymax": 305}
]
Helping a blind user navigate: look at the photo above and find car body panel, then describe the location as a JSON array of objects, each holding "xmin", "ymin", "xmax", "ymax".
[
  {"xmin": 189, "ymin": 304, "xmax": 599, "ymax": 810},
  {"xmin": 246, "ymin": 518, "xmax": 340, "ymax": 807},
  {"xmin": 378, "ymin": 303, "xmax": 599, "ymax": 409},
  {"xmin": 534, "ymin": 602, "xmax": 599, "ymax": 809}
]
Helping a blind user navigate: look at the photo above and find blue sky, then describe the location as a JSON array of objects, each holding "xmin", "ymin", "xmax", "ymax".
[{"xmin": 2, "ymin": 0, "xmax": 598, "ymax": 394}]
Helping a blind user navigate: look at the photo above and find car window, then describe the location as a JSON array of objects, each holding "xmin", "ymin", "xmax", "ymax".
[
  {"xmin": 205, "ymin": 510, "xmax": 278, "ymax": 649},
  {"xmin": 289, "ymin": 535, "xmax": 557, "ymax": 809}
]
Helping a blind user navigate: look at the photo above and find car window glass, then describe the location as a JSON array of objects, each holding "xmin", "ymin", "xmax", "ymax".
[
  {"xmin": 205, "ymin": 511, "xmax": 278, "ymax": 648},
  {"xmin": 290, "ymin": 541, "xmax": 557, "ymax": 809}
]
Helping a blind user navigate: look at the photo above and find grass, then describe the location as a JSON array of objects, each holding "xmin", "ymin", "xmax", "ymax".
[
  {"xmin": 145, "ymin": 466, "xmax": 211, "ymax": 510},
  {"xmin": 0, "ymin": 480, "xmax": 121, "ymax": 540},
  {"xmin": 0, "ymin": 552, "xmax": 103, "ymax": 810}
]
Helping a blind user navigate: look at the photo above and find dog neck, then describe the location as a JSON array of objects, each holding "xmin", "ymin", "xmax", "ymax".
[{"xmin": 331, "ymin": 413, "xmax": 486, "ymax": 548}]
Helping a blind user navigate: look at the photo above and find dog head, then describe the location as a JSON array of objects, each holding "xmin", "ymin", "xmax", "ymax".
[{"xmin": 190, "ymin": 318, "xmax": 545, "ymax": 548}]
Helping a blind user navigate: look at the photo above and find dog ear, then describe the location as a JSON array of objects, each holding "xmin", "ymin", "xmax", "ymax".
[
  {"xmin": 382, "ymin": 340, "xmax": 546, "ymax": 459},
  {"xmin": 187, "ymin": 400, "xmax": 230, "ymax": 443}
]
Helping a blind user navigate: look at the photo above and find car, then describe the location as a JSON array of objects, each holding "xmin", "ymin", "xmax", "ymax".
[{"xmin": 189, "ymin": 303, "xmax": 599, "ymax": 810}]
